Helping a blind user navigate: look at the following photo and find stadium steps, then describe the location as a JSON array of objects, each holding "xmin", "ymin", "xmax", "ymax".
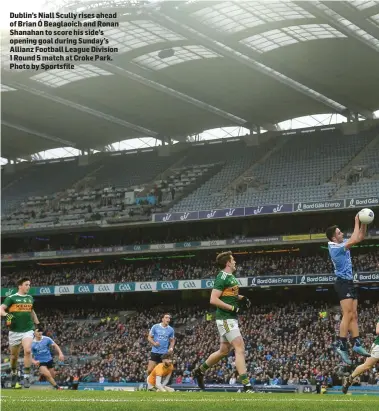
[
  {"xmin": 217, "ymin": 136, "xmax": 290, "ymax": 208},
  {"xmin": 329, "ymin": 133, "xmax": 379, "ymax": 198},
  {"xmin": 51, "ymin": 164, "xmax": 105, "ymax": 209},
  {"xmin": 166, "ymin": 163, "xmax": 224, "ymax": 211},
  {"xmin": 329, "ymin": 133, "xmax": 379, "ymax": 184},
  {"xmin": 138, "ymin": 154, "xmax": 190, "ymax": 197}
]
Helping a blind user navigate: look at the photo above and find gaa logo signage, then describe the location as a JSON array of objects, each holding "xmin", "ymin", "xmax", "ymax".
[
  {"xmin": 94, "ymin": 284, "xmax": 115, "ymax": 293},
  {"xmin": 202, "ymin": 280, "xmax": 214, "ymax": 289},
  {"xmin": 157, "ymin": 281, "xmax": 178, "ymax": 291},
  {"xmin": 38, "ymin": 287, "xmax": 53, "ymax": 295},
  {"xmin": 56, "ymin": 286, "xmax": 73, "ymax": 294},
  {"xmin": 136, "ymin": 282, "xmax": 156, "ymax": 291},
  {"xmin": 183, "ymin": 281, "xmax": 198, "ymax": 289},
  {"xmin": 116, "ymin": 283, "xmax": 135, "ymax": 292},
  {"xmin": 160, "ymin": 282, "xmax": 175, "ymax": 290},
  {"xmin": 74, "ymin": 285, "xmax": 94, "ymax": 294}
]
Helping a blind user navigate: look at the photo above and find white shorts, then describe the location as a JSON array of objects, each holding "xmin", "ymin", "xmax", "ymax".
[
  {"xmin": 8, "ymin": 330, "xmax": 34, "ymax": 347},
  {"xmin": 216, "ymin": 319, "xmax": 241, "ymax": 343},
  {"xmin": 370, "ymin": 343, "xmax": 379, "ymax": 359}
]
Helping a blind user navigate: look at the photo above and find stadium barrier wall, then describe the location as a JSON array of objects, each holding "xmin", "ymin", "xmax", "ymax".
[
  {"xmin": 153, "ymin": 197, "xmax": 379, "ymax": 222},
  {"xmin": 1, "ymin": 272, "xmax": 379, "ymax": 297}
]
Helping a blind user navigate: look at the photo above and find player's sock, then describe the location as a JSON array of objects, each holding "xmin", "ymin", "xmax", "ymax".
[
  {"xmin": 344, "ymin": 375, "xmax": 354, "ymax": 387},
  {"xmin": 338, "ymin": 337, "xmax": 348, "ymax": 350},
  {"xmin": 239, "ymin": 374, "xmax": 251, "ymax": 387},
  {"xmin": 352, "ymin": 336, "xmax": 361, "ymax": 346},
  {"xmin": 199, "ymin": 362, "xmax": 210, "ymax": 373},
  {"xmin": 53, "ymin": 384, "xmax": 60, "ymax": 389},
  {"xmin": 23, "ymin": 368, "xmax": 31, "ymax": 388},
  {"xmin": 10, "ymin": 369, "xmax": 18, "ymax": 387}
]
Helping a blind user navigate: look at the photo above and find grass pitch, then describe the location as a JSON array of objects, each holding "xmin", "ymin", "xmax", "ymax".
[{"xmin": 2, "ymin": 390, "xmax": 379, "ymax": 411}]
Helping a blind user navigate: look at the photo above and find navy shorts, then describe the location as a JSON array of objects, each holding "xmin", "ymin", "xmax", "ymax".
[
  {"xmin": 39, "ymin": 360, "xmax": 55, "ymax": 369},
  {"xmin": 334, "ymin": 278, "xmax": 357, "ymax": 301},
  {"xmin": 150, "ymin": 352, "xmax": 163, "ymax": 363}
]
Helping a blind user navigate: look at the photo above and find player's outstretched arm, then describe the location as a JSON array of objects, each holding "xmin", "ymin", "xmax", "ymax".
[
  {"xmin": 376, "ymin": 321, "xmax": 379, "ymax": 335},
  {"xmin": 345, "ymin": 215, "xmax": 365, "ymax": 249},
  {"xmin": 358, "ymin": 222, "xmax": 367, "ymax": 242}
]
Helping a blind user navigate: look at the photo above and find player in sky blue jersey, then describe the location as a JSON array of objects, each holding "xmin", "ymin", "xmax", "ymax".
[
  {"xmin": 147, "ymin": 313, "xmax": 175, "ymax": 374},
  {"xmin": 32, "ymin": 325, "xmax": 64, "ymax": 389},
  {"xmin": 326, "ymin": 214, "xmax": 370, "ymax": 365}
]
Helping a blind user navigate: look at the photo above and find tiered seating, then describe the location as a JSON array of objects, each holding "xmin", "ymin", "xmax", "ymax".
[
  {"xmin": 238, "ymin": 184, "xmax": 337, "ymax": 205},
  {"xmin": 230, "ymin": 132, "xmax": 374, "ymax": 207},
  {"xmin": 1, "ymin": 161, "xmax": 99, "ymax": 217},
  {"xmin": 1, "ymin": 150, "xmax": 180, "ymax": 225},
  {"xmin": 171, "ymin": 140, "xmax": 271, "ymax": 211},
  {"xmin": 339, "ymin": 180, "xmax": 379, "ymax": 198},
  {"xmin": 358, "ymin": 136, "xmax": 379, "ymax": 175},
  {"xmin": 92, "ymin": 150, "xmax": 178, "ymax": 188},
  {"xmin": 153, "ymin": 163, "xmax": 222, "ymax": 205},
  {"xmin": 337, "ymin": 136, "xmax": 379, "ymax": 198},
  {"xmin": 2, "ymin": 160, "xmax": 97, "ymax": 198}
]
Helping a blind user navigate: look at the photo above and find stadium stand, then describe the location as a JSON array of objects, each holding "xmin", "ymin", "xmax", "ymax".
[
  {"xmin": 1, "ymin": 160, "xmax": 98, "ymax": 216},
  {"xmin": 1, "ymin": 150, "xmax": 181, "ymax": 226},
  {"xmin": 170, "ymin": 140, "xmax": 274, "ymax": 212},
  {"xmin": 2, "ymin": 128, "xmax": 379, "ymax": 227},
  {"xmin": 151, "ymin": 163, "xmax": 223, "ymax": 206},
  {"xmin": 335, "ymin": 135, "xmax": 379, "ymax": 198},
  {"xmin": 2, "ymin": 0, "xmax": 379, "ymax": 401},
  {"xmin": 229, "ymin": 131, "xmax": 377, "ymax": 207},
  {"xmin": 2, "ymin": 251, "xmax": 379, "ymax": 287}
]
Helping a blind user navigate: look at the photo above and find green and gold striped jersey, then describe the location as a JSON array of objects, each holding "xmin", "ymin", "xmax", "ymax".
[
  {"xmin": 213, "ymin": 271, "xmax": 239, "ymax": 320},
  {"xmin": 374, "ymin": 318, "xmax": 379, "ymax": 345},
  {"xmin": 3, "ymin": 293, "xmax": 35, "ymax": 333}
]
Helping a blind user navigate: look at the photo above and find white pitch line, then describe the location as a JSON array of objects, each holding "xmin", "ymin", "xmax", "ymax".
[{"xmin": 2, "ymin": 398, "xmax": 376, "ymax": 403}]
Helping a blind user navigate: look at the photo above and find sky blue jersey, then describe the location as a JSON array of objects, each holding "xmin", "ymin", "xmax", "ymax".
[
  {"xmin": 328, "ymin": 239, "xmax": 353, "ymax": 280},
  {"xmin": 149, "ymin": 323, "xmax": 175, "ymax": 354},
  {"xmin": 32, "ymin": 336, "xmax": 54, "ymax": 363}
]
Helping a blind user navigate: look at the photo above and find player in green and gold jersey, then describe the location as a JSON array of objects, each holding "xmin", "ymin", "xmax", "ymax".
[
  {"xmin": 342, "ymin": 318, "xmax": 379, "ymax": 394},
  {"xmin": 1, "ymin": 278, "xmax": 40, "ymax": 388},
  {"xmin": 193, "ymin": 251, "xmax": 253, "ymax": 393}
]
